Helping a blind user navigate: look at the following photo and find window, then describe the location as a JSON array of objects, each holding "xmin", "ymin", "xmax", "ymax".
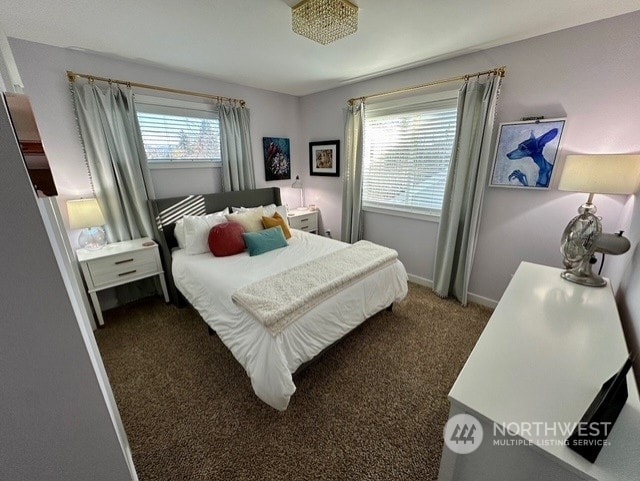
[
  {"xmin": 363, "ymin": 93, "xmax": 458, "ymax": 218},
  {"xmin": 135, "ymin": 96, "xmax": 220, "ymax": 167}
]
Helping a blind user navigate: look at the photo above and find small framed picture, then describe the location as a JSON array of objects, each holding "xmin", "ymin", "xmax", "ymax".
[
  {"xmin": 489, "ymin": 118, "xmax": 566, "ymax": 189},
  {"xmin": 309, "ymin": 140, "xmax": 340, "ymax": 177}
]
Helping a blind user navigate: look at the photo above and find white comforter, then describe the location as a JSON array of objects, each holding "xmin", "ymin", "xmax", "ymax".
[{"xmin": 172, "ymin": 230, "xmax": 408, "ymax": 410}]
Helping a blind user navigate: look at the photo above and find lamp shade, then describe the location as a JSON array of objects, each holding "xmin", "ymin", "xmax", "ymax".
[
  {"xmin": 558, "ymin": 154, "xmax": 640, "ymax": 195},
  {"xmin": 67, "ymin": 198, "xmax": 105, "ymax": 229}
]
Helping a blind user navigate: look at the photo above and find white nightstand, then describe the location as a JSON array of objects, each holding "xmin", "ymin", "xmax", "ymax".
[
  {"xmin": 77, "ymin": 237, "xmax": 169, "ymax": 326},
  {"xmin": 287, "ymin": 209, "xmax": 318, "ymax": 234}
]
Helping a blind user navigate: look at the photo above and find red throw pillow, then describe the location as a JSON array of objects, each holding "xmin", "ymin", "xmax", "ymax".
[{"xmin": 208, "ymin": 222, "xmax": 246, "ymax": 257}]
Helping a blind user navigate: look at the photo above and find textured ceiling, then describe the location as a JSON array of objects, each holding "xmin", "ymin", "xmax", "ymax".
[{"xmin": 1, "ymin": 0, "xmax": 638, "ymax": 96}]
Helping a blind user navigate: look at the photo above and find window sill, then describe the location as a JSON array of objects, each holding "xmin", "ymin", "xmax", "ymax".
[
  {"xmin": 362, "ymin": 205, "xmax": 440, "ymax": 223},
  {"xmin": 148, "ymin": 162, "xmax": 221, "ymax": 170}
]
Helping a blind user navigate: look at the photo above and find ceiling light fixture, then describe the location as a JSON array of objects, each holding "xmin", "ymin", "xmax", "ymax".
[{"xmin": 292, "ymin": 0, "xmax": 359, "ymax": 45}]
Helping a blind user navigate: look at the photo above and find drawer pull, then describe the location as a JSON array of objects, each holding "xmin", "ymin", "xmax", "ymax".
[
  {"xmin": 300, "ymin": 226, "xmax": 309, "ymax": 230},
  {"xmin": 118, "ymin": 270, "xmax": 137, "ymax": 277},
  {"xmin": 115, "ymin": 258, "xmax": 134, "ymax": 265},
  {"xmin": 300, "ymin": 218, "xmax": 309, "ymax": 223}
]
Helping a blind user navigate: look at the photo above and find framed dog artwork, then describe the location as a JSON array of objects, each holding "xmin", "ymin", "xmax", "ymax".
[{"xmin": 489, "ymin": 118, "xmax": 566, "ymax": 189}]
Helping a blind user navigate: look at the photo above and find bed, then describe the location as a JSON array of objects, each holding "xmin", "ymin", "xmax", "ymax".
[{"xmin": 149, "ymin": 188, "xmax": 408, "ymax": 410}]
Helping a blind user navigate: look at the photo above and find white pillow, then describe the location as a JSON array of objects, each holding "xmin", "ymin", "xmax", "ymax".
[
  {"xmin": 225, "ymin": 207, "xmax": 265, "ymax": 232},
  {"xmin": 174, "ymin": 219, "xmax": 187, "ymax": 249},
  {"xmin": 174, "ymin": 208, "xmax": 230, "ymax": 250},
  {"xmin": 274, "ymin": 205, "xmax": 288, "ymax": 219},
  {"xmin": 232, "ymin": 204, "xmax": 287, "ymax": 219},
  {"xmin": 182, "ymin": 208, "xmax": 229, "ymax": 255},
  {"xmin": 232, "ymin": 205, "xmax": 262, "ymax": 213}
]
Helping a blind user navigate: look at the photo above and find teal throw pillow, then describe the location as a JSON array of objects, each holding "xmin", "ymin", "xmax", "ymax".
[{"xmin": 242, "ymin": 226, "xmax": 288, "ymax": 256}]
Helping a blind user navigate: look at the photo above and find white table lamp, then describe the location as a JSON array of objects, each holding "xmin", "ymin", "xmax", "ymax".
[
  {"xmin": 67, "ymin": 198, "xmax": 107, "ymax": 250},
  {"xmin": 558, "ymin": 154, "xmax": 640, "ymax": 286}
]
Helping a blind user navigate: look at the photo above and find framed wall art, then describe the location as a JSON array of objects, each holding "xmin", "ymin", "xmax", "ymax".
[
  {"xmin": 263, "ymin": 137, "xmax": 291, "ymax": 181},
  {"xmin": 309, "ymin": 140, "xmax": 340, "ymax": 177},
  {"xmin": 489, "ymin": 118, "xmax": 566, "ymax": 189}
]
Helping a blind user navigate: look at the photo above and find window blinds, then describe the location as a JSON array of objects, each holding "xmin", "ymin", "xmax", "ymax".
[
  {"xmin": 363, "ymin": 98, "xmax": 458, "ymax": 215},
  {"xmin": 136, "ymin": 102, "xmax": 221, "ymax": 163}
]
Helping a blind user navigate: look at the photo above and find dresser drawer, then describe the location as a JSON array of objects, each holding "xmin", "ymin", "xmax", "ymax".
[
  {"xmin": 288, "ymin": 213, "xmax": 318, "ymax": 232},
  {"xmin": 87, "ymin": 248, "xmax": 159, "ymax": 288}
]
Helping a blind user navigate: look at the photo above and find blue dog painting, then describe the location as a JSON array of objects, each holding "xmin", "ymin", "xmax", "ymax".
[{"xmin": 490, "ymin": 119, "xmax": 565, "ymax": 189}]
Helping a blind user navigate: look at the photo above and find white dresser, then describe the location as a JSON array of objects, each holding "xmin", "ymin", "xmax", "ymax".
[{"xmin": 439, "ymin": 262, "xmax": 640, "ymax": 481}]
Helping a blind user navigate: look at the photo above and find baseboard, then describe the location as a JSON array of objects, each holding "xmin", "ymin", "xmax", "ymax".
[
  {"xmin": 466, "ymin": 292, "xmax": 498, "ymax": 309},
  {"xmin": 407, "ymin": 274, "xmax": 433, "ymax": 287},
  {"xmin": 407, "ymin": 273, "xmax": 498, "ymax": 309}
]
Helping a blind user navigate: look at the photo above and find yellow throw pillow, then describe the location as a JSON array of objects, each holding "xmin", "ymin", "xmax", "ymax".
[{"xmin": 262, "ymin": 212, "xmax": 292, "ymax": 239}]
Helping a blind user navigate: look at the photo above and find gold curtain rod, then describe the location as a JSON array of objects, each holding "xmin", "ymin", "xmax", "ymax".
[
  {"xmin": 348, "ymin": 66, "xmax": 506, "ymax": 106},
  {"xmin": 66, "ymin": 70, "xmax": 246, "ymax": 107}
]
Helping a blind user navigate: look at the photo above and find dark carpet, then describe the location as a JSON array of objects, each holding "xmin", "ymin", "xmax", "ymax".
[{"xmin": 95, "ymin": 283, "xmax": 491, "ymax": 481}]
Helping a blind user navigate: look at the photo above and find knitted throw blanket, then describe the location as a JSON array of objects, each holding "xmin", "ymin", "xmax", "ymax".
[{"xmin": 232, "ymin": 240, "xmax": 398, "ymax": 335}]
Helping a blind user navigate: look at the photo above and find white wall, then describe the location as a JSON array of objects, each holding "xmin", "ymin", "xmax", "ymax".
[
  {"xmin": 9, "ymin": 38, "xmax": 305, "ymax": 230},
  {"xmin": 300, "ymin": 11, "xmax": 640, "ymax": 304},
  {"xmin": 9, "ymin": 14, "xmax": 640, "ymax": 308},
  {"xmin": 0, "ymin": 25, "xmax": 22, "ymax": 93},
  {"xmin": 0, "ymin": 97, "xmax": 133, "ymax": 481}
]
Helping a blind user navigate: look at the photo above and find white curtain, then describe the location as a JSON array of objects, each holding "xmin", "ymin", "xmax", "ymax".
[
  {"xmin": 341, "ymin": 101, "xmax": 365, "ymax": 243},
  {"xmin": 433, "ymin": 74, "xmax": 502, "ymax": 305},
  {"xmin": 219, "ymin": 105, "xmax": 256, "ymax": 192},
  {"xmin": 72, "ymin": 83, "xmax": 155, "ymax": 242}
]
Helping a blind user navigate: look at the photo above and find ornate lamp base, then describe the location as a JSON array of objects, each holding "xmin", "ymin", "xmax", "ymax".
[
  {"xmin": 560, "ymin": 199, "xmax": 606, "ymax": 287},
  {"xmin": 78, "ymin": 226, "xmax": 107, "ymax": 250}
]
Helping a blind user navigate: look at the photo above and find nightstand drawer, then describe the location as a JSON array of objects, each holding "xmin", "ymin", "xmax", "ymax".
[
  {"xmin": 288, "ymin": 214, "xmax": 318, "ymax": 232},
  {"xmin": 88, "ymin": 249, "xmax": 158, "ymax": 287}
]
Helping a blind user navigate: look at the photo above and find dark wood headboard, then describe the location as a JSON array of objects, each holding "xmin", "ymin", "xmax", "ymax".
[{"xmin": 148, "ymin": 187, "xmax": 282, "ymax": 303}]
